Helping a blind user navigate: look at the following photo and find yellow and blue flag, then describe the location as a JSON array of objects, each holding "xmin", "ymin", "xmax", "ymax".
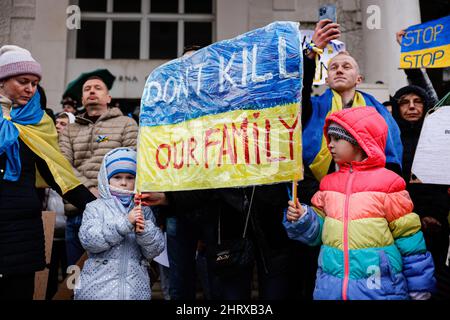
[
  {"xmin": 0, "ymin": 91, "xmax": 81, "ymax": 194},
  {"xmin": 137, "ymin": 21, "xmax": 303, "ymax": 192},
  {"xmin": 303, "ymin": 89, "xmax": 403, "ymax": 181},
  {"xmin": 400, "ymin": 15, "xmax": 450, "ymax": 69}
]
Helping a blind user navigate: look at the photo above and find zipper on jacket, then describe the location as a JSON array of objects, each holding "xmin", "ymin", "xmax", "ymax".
[
  {"xmin": 119, "ymin": 236, "xmax": 131, "ymax": 299},
  {"xmin": 342, "ymin": 164, "xmax": 354, "ymax": 300},
  {"xmin": 119, "ymin": 207, "xmax": 131, "ymax": 300}
]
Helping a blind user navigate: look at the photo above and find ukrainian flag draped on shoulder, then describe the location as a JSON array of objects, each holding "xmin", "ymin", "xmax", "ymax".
[
  {"xmin": 0, "ymin": 91, "xmax": 81, "ymax": 194},
  {"xmin": 303, "ymin": 89, "xmax": 402, "ymax": 181}
]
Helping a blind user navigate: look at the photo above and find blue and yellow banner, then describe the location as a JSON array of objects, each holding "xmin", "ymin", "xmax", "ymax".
[
  {"xmin": 137, "ymin": 21, "xmax": 303, "ymax": 192},
  {"xmin": 1, "ymin": 91, "xmax": 81, "ymax": 194},
  {"xmin": 400, "ymin": 15, "xmax": 450, "ymax": 69}
]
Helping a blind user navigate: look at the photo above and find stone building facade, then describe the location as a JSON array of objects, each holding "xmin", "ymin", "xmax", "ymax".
[{"xmin": 1, "ymin": 0, "xmax": 446, "ymax": 111}]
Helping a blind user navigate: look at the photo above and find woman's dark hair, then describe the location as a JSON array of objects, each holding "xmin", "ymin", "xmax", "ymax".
[
  {"xmin": 36, "ymin": 84, "xmax": 56, "ymax": 123},
  {"xmin": 37, "ymin": 84, "xmax": 47, "ymax": 109},
  {"xmin": 45, "ymin": 108, "xmax": 56, "ymax": 124}
]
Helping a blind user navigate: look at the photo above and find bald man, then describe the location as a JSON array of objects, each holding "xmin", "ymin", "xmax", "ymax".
[{"xmin": 301, "ymin": 51, "xmax": 403, "ymax": 185}]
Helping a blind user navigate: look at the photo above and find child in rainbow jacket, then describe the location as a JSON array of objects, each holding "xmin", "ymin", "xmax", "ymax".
[{"xmin": 284, "ymin": 107, "xmax": 435, "ymax": 300}]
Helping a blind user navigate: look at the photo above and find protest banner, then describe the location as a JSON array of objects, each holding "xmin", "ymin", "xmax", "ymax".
[
  {"xmin": 400, "ymin": 15, "xmax": 450, "ymax": 69},
  {"xmin": 137, "ymin": 21, "xmax": 303, "ymax": 192},
  {"xmin": 412, "ymin": 104, "xmax": 450, "ymax": 185},
  {"xmin": 301, "ymin": 30, "xmax": 345, "ymax": 85}
]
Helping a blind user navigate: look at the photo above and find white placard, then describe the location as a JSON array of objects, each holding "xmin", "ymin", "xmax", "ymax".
[
  {"xmin": 411, "ymin": 106, "xmax": 450, "ymax": 185},
  {"xmin": 301, "ymin": 30, "xmax": 346, "ymax": 85},
  {"xmin": 153, "ymin": 232, "xmax": 169, "ymax": 267}
]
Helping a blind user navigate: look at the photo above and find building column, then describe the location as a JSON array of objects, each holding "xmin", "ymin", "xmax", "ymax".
[
  {"xmin": 216, "ymin": 0, "xmax": 249, "ymax": 41},
  {"xmin": 32, "ymin": 0, "xmax": 70, "ymax": 109},
  {"xmin": 361, "ymin": 0, "xmax": 421, "ymax": 95}
]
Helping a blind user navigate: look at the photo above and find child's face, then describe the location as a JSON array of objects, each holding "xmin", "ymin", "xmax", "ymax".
[
  {"xmin": 55, "ymin": 117, "xmax": 69, "ymax": 135},
  {"xmin": 328, "ymin": 136, "xmax": 365, "ymax": 164},
  {"xmin": 109, "ymin": 172, "xmax": 135, "ymax": 191}
]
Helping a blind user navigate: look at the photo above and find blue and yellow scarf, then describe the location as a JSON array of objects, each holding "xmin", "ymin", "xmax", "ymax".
[
  {"xmin": 303, "ymin": 89, "xmax": 403, "ymax": 181},
  {"xmin": 0, "ymin": 91, "xmax": 81, "ymax": 194}
]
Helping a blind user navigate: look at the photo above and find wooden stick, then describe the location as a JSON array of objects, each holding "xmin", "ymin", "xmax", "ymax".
[
  {"xmin": 292, "ymin": 180, "xmax": 298, "ymax": 207},
  {"xmin": 135, "ymin": 193, "xmax": 143, "ymax": 233},
  {"xmin": 136, "ymin": 192, "xmax": 142, "ymax": 210}
]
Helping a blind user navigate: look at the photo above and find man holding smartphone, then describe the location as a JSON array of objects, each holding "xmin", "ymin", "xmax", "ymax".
[{"xmin": 301, "ymin": 19, "xmax": 403, "ymax": 184}]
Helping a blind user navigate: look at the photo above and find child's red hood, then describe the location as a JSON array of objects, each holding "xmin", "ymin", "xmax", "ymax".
[{"xmin": 324, "ymin": 107, "xmax": 388, "ymax": 170}]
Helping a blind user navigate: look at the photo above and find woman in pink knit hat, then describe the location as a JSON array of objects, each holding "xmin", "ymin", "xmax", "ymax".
[{"xmin": 0, "ymin": 45, "xmax": 95, "ymax": 300}]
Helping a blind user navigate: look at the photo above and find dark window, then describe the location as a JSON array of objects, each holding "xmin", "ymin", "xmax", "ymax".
[
  {"xmin": 112, "ymin": 21, "xmax": 140, "ymax": 59},
  {"xmin": 151, "ymin": 0, "xmax": 178, "ymax": 13},
  {"xmin": 113, "ymin": 0, "xmax": 142, "ymax": 13},
  {"xmin": 76, "ymin": 21, "xmax": 106, "ymax": 58},
  {"xmin": 78, "ymin": 0, "xmax": 107, "ymax": 12},
  {"xmin": 150, "ymin": 22, "xmax": 177, "ymax": 59},
  {"xmin": 185, "ymin": 22, "xmax": 212, "ymax": 48},
  {"xmin": 185, "ymin": 0, "xmax": 213, "ymax": 14}
]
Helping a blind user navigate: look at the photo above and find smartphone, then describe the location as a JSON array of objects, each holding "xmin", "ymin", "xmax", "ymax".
[{"xmin": 318, "ymin": 4, "xmax": 337, "ymax": 23}]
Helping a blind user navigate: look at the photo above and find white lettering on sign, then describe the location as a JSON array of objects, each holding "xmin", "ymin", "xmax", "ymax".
[{"xmin": 143, "ymin": 36, "xmax": 299, "ymax": 105}]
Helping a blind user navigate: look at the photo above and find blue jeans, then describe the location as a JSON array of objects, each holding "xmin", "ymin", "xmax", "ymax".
[
  {"xmin": 166, "ymin": 215, "xmax": 215, "ymax": 300},
  {"xmin": 65, "ymin": 215, "xmax": 84, "ymax": 267},
  {"xmin": 158, "ymin": 264, "xmax": 171, "ymax": 300}
]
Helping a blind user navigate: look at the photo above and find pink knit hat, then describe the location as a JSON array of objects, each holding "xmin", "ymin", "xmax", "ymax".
[{"xmin": 0, "ymin": 45, "xmax": 42, "ymax": 80}]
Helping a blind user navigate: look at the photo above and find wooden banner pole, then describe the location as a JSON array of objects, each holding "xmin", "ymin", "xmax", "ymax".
[{"xmin": 292, "ymin": 180, "xmax": 298, "ymax": 207}]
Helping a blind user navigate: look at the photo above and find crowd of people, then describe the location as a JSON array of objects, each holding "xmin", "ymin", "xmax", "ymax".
[{"xmin": 0, "ymin": 18, "xmax": 449, "ymax": 301}]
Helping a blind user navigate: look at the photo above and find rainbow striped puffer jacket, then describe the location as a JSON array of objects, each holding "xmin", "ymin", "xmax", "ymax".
[{"xmin": 285, "ymin": 107, "xmax": 435, "ymax": 300}]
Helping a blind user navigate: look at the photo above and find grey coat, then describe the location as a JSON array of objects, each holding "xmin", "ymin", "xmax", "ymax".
[{"xmin": 74, "ymin": 148, "xmax": 164, "ymax": 300}]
